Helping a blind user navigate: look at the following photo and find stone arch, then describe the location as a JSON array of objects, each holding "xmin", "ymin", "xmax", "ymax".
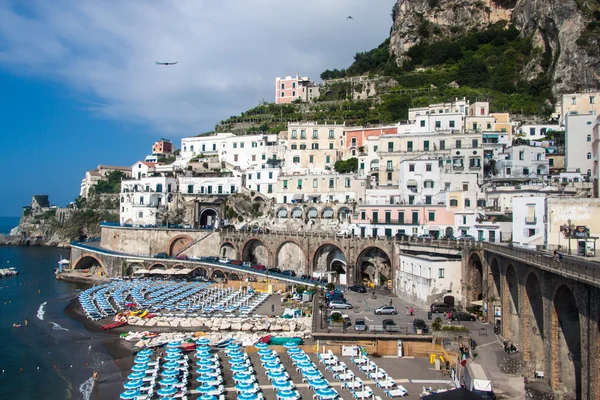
[
  {"xmin": 306, "ymin": 207, "xmax": 318, "ymax": 219},
  {"xmin": 466, "ymin": 252, "xmax": 484, "ymax": 301},
  {"xmin": 445, "ymin": 227, "xmax": 454, "ymax": 239},
  {"xmin": 199, "ymin": 208, "xmax": 219, "ymax": 227},
  {"xmin": 505, "ymin": 264, "xmax": 520, "ymax": 342},
  {"xmin": 552, "ymin": 284, "xmax": 582, "ymax": 397},
  {"xmin": 276, "ymin": 207, "xmax": 288, "ymax": 218},
  {"xmin": 149, "ymin": 263, "xmax": 167, "ymax": 270},
  {"xmin": 220, "ymin": 242, "xmax": 237, "ymax": 259},
  {"xmin": 212, "ymin": 269, "xmax": 225, "ymax": 279},
  {"xmin": 124, "ymin": 262, "xmax": 145, "ymax": 276},
  {"xmin": 241, "ymin": 238, "xmax": 270, "ymax": 266},
  {"xmin": 228, "ymin": 273, "xmax": 240, "ymax": 281},
  {"xmin": 168, "ymin": 235, "xmax": 194, "ymax": 256},
  {"xmin": 72, "ymin": 254, "xmax": 109, "ymax": 276},
  {"xmin": 291, "ymin": 207, "xmax": 303, "ymax": 219},
  {"xmin": 524, "ymin": 272, "xmax": 544, "ymax": 373},
  {"xmin": 322, "ymin": 207, "xmax": 334, "ymax": 219},
  {"xmin": 338, "ymin": 207, "xmax": 351, "ymax": 219},
  {"xmin": 275, "ymin": 240, "xmax": 306, "ymax": 275},
  {"xmin": 356, "ymin": 246, "xmax": 392, "ymax": 288},
  {"xmin": 172, "ymin": 264, "xmax": 186, "ymax": 270},
  {"xmin": 312, "ymin": 243, "xmax": 347, "ymax": 285},
  {"xmin": 489, "ymin": 257, "xmax": 501, "ymax": 299},
  {"xmin": 192, "ymin": 266, "xmax": 207, "ymax": 278}
]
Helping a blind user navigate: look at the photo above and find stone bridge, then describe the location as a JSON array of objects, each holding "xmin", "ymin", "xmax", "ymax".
[{"xmin": 464, "ymin": 243, "xmax": 600, "ymax": 399}]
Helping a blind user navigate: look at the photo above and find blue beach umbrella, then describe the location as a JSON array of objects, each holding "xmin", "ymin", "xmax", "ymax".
[
  {"xmin": 228, "ymin": 355, "xmax": 246, "ymax": 363},
  {"xmin": 303, "ymin": 369, "xmax": 321, "ymax": 379},
  {"xmin": 268, "ymin": 370, "xmax": 286, "ymax": 380},
  {"xmin": 120, "ymin": 389, "xmax": 140, "ymax": 399},
  {"xmin": 231, "ymin": 363, "xmax": 250, "ymax": 372},
  {"xmin": 159, "ymin": 377, "xmax": 178, "ymax": 386},
  {"xmin": 131, "ymin": 363, "xmax": 148, "ymax": 372},
  {"xmin": 196, "ymin": 349, "xmax": 211, "ymax": 355},
  {"xmin": 287, "ymin": 347, "xmax": 302, "ymax": 354},
  {"xmin": 164, "ymin": 353, "xmax": 181, "ymax": 362},
  {"xmin": 226, "ymin": 343, "xmax": 239, "ymax": 350},
  {"xmin": 233, "ymin": 372, "xmax": 252, "ymax": 382},
  {"xmin": 167, "ymin": 340, "xmax": 181, "ymax": 348},
  {"xmin": 297, "ymin": 361, "xmax": 313, "ymax": 369},
  {"xmin": 309, "ymin": 378, "xmax": 329, "ymax": 389},
  {"xmin": 161, "ymin": 369, "xmax": 179, "ymax": 377},
  {"xmin": 200, "ymin": 395, "xmax": 217, "ymax": 400},
  {"xmin": 237, "ymin": 393, "xmax": 258, "ymax": 400},
  {"xmin": 196, "ymin": 358, "xmax": 213, "ymax": 366},
  {"xmin": 291, "ymin": 354, "xmax": 309, "ymax": 362},
  {"xmin": 257, "ymin": 348, "xmax": 272, "ymax": 356},
  {"xmin": 235, "ymin": 381, "xmax": 254, "ymax": 391},
  {"xmin": 283, "ymin": 341, "xmax": 297, "ymax": 348},
  {"xmin": 123, "ymin": 379, "xmax": 143, "ymax": 389},
  {"xmin": 263, "ymin": 361, "xmax": 281, "ymax": 370},
  {"xmin": 157, "ymin": 386, "xmax": 177, "ymax": 397},
  {"xmin": 127, "ymin": 371, "xmax": 145, "ymax": 380},
  {"xmin": 260, "ymin": 354, "xmax": 277, "ymax": 362},
  {"xmin": 196, "ymin": 385, "xmax": 217, "ymax": 394},
  {"xmin": 166, "ymin": 347, "xmax": 181, "ymax": 354},
  {"xmin": 138, "ymin": 348, "xmax": 153, "ymax": 356},
  {"xmin": 196, "ymin": 375, "xmax": 214, "ymax": 384},
  {"xmin": 197, "ymin": 366, "xmax": 216, "ymax": 374},
  {"xmin": 163, "ymin": 361, "xmax": 180, "ymax": 369},
  {"xmin": 254, "ymin": 342, "xmax": 268, "ymax": 349},
  {"xmin": 278, "ymin": 390, "xmax": 296, "ymax": 399},
  {"xmin": 227, "ymin": 349, "xmax": 243, "ymax": 357},
  {"xmin": 272, "ymin": 380, "xmax": 293, "ymax": 390},
  {"xmin": 196, "ymin": 337, "xmax": 210, "ymax": 345},
  {"xmin": 316, "ymin": 387, "xmax": 337, "ymax": 399}
]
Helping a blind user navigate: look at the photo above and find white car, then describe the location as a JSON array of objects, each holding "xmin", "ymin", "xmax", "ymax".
[
  {"xmin": 218, "ymin": 258, "xmax": 230, "ymax": 263},
  {"xmin": 329, "ymin": 300, "xmax": 353, "ymax": 310},
  {"xmin": 242, "ymin": 261, "xmax": 252, "ymax": 268},
  {"xmin": 188, "ymin": 255, "xmax": 200, "ymax": 261}
]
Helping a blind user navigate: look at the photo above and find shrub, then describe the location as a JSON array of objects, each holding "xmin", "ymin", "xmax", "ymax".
[
  {"xmin": 325, "ymin": 283, "xmax": 336, "ymax": 291},
  {"xmin": 432, "ymin": 317, "xmax": 443, "ymax": 331}
]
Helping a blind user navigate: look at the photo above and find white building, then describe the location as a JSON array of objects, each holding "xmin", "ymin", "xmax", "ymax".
[
  {"xmin": 565, "ymin": 113, "xmax": 596, "ymax": 178},
  {"xmin": 408, "ymin": 99, "xmax": 468, "ymax": 121},
  {"xmin": 495, "ymin": 144, "xmax": 549, "ymax": 179},
  {"xmin": 516, "ymin": 123, "xmax": 561, "ymax": 140},
  {"xmin": 177, "ymin": 174, "xmax": 241, "ymax": 196},
  {"xmin": 131, "ymin": 161, "xmax": 156, "ymax": 179},
  {"xmin": 512, "ymin": 196, "xmax": 546, "ymax": 248},
  {"xmin": 180, "ymin": 133, "xmax": 235, "ymax": 162},
  {"xmin": 275, "ymin": 172, "xmax": 365, "ymax": 204},
  {"xmin": 120, "ymin": 176, "xmax": 178, "ymax": 226},
  {"xmin": 221, "ymin": 133, "xmax": 279, "ymax": 171},
  {"xmin": 245, "ymin": 167, "xmax": 280, "ymax": 197},
  {"xmin": 396, "ymin": 253, "xmax": 462, "ymax": 304}
]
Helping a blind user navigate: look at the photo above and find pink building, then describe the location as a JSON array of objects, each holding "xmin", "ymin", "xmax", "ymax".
[
  {"xmin": 275, "ymin": 74, "xmax": 320, "ymax": 104},
  {"xmin": 345, "ymin": 126, "xmax": 398, "ymax": 153}
]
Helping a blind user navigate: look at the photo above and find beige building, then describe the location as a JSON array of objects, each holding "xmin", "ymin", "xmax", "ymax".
[
  {"xmin": 559, "ymin": 92, "xmax": 600, "ymax": 124},
  {"xmin": 565, "ymin": 113, "xmax": 596, "ymax": 178},
  {"xmin": 275, "ymin": 172, "xmax": 366, "ymax": 204},
  {"xmin": 546, "ymin": 197, "xmax": 600, "ymax": 256},
  {"xmin": 80, "ymin": 165, "xmax": 131, "ymax": 198}
]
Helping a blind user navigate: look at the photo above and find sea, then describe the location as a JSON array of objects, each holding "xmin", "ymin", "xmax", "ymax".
[{"xmin": 0, "ymin": 217, "xmax": 124, "ymax": 399}]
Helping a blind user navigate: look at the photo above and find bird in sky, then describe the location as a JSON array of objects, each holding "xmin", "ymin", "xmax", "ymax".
[
  {"xmin": 347, "ymin": 16, "xmax": 353, "ymax": 20},
  {"xmin": 155, "ymin": 61, "xmax": 178, "ymax": 66}
]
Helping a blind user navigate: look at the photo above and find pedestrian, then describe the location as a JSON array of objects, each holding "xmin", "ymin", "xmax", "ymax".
[
  {"xmin": 409, "ymin": 306, "xmax": 414, "ymax": 316},
  {"xmin": 92, "ymin": 370, "xmax": 99, "ymax": 384},
  {"xmin": 389, "ymin": 299, "xmax": 393, "ymax": 307},
  {"xmin": 553, "ymin": 250, "xmax": 559, "ymax": 261},
  {"xmin": 447, "ymin": 311, "xmax": 452, "ymax": 322}
]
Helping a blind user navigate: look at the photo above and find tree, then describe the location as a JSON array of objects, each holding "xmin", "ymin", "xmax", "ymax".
[
  {"xmin": 457, "ymin": 57, "xmax": 489, "ymax": 88},
  {"xmin": 334, "ymin": 158, "xmax": 358, "ymax": 174}
]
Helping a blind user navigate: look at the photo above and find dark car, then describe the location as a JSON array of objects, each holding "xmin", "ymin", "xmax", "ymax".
[
  {"xmin": 430, "ymin": 303, "xmax": 455, "ymax": 313},
  {"xmin": 347, "ymin": 285, "xmax": 367, "ymax": 293},
  {"xmin": 268, "ymin": 268, "xmax": 281, "ymax": 273},
  {"xmin": 325, "ymin": 290, "xmax": 343, "ymax": 299},
  {"xmin": 382, "ymin": 319, "xmax": 397, "ymax": 331},
  {"xmin": 252, "ymin": 264, "xmax": 267, "ymax": 271},
  {"xmin": 154, "ymin": 252, "xmax": 169, "ymax": 258},
  {"xmin": 175, "ymin": 254, "xmax": 189, "ymax": 260},
  {"xmin": 281, "ymin": 270, "xmax": 296, "ymax": 276},
  {"xmin": 413, "ymin": 318, "xmax": 429, "ymax": 333},
  {"xmin": 221, "ymin": 225, "xmax": 236, "ymax": 231},
  {"xmin": 204, "ymin": 256, "xmax": 219, "ymax": 262},
  {"xmin": 354, "ymin": 318, "xmax": 367, "ymax": 331},
  {"xmin": 451, "ymin": 311, "xmax": 477, "ymax": 322},
  {"xmin": 395, "ymin": 232, "xmax": 410, "ymax": 240}
]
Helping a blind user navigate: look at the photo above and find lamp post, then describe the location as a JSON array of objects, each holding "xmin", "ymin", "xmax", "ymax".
[{"xmin": 567, "ymin": 218, "xmax": 573, "ymax": 255}]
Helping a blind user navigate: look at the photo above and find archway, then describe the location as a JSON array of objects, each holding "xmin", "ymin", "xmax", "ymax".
[
  {"xmin": 553, "ymin": 285, "xmax": 581, "ymax": 397},
  {"xmin": 338, "ymin": 207, "xmax": 351, "ymax": 219},
  {"xmin": 306, "ymin": 207, "xmax": 318, "ymax": 219},
  {"xmin": 445, "ymin": 227, "xmax": 454, "ymax": 239},
  {"xmin": 322, "ymin": 207, "xmax": 334, "ymax": 219},
  {"xmin": 291, "ymin": 207, "xmax": 303, "ymax": 219},
  {"xmin": 228, "ymin": 273, "xmax": 240, "ymax": 281},
  {"xmin": 148, "ymin": 263, "xmax": 166, "ymax": 271},
  {"xmin": 276, "ymin": 208, "xmax": 288, "ymax": 218},
  {"xmin": 212, "ymin": 269, "xmax": 225, "ymax": 280},
  {"xmin": 192, "ymin": 267, "xmax": 207, "ymax": 278},
  {"xmin": 73, "ymin": 255, "xmax": 107, "ymax": 276},
  {"xmin": 312, "ymin": 244, "xmax": 347, "ymax": 284},
  {"xmin": 505, "ymin": 264, "xmax": 520, "ymax": 342},
  {"xmin": 276, "ymin": 241, "xmax": 305, "ymax": 275},
  {"xmin": 467, "ymin": 253, "xmax": 483, "ymax": 301},
  {"xmin": 525, "ymin": 272, "xmax": 544, "ymax": 373},
  {"xmin": 168, "ymin": 235, "xmax": 193, "ymax": 256},
  {"xmin": 220, "ymin": 242, "xmax": 236, "ymax": 259},
  {"xmin": 125, "ymin": 262, "xmax": 144, "ymax": 276},
  {"xmin": 356, "ymin": 247, "xmax": 391, "ymax": 288},
  {"xmin": 199, "ymin": 208, "xmax": 218, "ymax": 228},
  {"xmin": 242, "ymin": 239, "xmax": 270, "ymax": 266}
]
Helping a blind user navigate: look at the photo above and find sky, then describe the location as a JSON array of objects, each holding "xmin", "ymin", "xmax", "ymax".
[{"xmin": 0, "ymin": 0, "xmax": 395, "ymax": 216}]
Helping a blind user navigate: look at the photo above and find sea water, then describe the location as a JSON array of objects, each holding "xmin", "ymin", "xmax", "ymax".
[{"xmin": 0, "ymin": 245, "xmax": 124, "ymax": 399}]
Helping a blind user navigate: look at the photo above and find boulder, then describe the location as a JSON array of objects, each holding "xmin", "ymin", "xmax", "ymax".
[
  {"xmin": 169, "ymin": 320, "xmax": 180, "ymax": 328},
  {"xmin": 220, "ymin": 322, "xmax": 231, "ymax": 330},
  {"xmin": 145, "ymin": 319, "xmax": 158, "ymax": 327},
  {"xmin": 180, "ymin": 319, "xmax": 192, "ymax": 328},
  {"xmin": 270, "ymin": 324, "xmax": 282, "ymax": 332},
  {"xmin": 281, "ymin": 324, "xmax": 290, "ymax": 331},
  {"xmin": 231, "ymin": 323, "xmax": 242, "ymax": 331},
  {"xmin": 241, "ymin": 322, "xmax": 253, "ymax": 331},
  {"xmin": 157, "ymin": 320, "xmax": 170, "ymax": 327},
  {"xmin": 289, "ymin": 322, "xmax": 297, "ymax": 331}
]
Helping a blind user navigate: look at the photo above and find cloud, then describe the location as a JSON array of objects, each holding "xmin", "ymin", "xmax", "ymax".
[{"xmin": 0, "ymin": 0, "xmax": 395, "ymax": 135}]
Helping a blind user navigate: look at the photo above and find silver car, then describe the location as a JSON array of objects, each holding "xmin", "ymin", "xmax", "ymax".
[
  {"xmin": 375, "ymin": 305, "xmax": 398, "ymax": 315},
  {"xmin": 329, "ymin": 300, "xmax": 353, "ymax": 310}
]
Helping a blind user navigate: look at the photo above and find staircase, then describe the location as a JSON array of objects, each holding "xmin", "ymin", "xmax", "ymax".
[{"xmin": 174, "ymin": 232, "xmax": 213, "ymax": 257}]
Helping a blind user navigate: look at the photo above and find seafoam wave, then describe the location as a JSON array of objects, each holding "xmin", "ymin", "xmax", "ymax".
[
  {"xmin": 79, "ymin": 377, "xmax": 94, "ymax": 400},
  {"xmin": 36, "ymin": 302, "xmax": 47, "ymax": 321},
  {"xmin": 49, "ymin": 321, "xmax": 69, "ymax": 331}
]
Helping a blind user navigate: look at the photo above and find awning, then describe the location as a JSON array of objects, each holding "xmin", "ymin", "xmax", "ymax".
[
  {"xmin": 292, "ymin": 208, "xmax": 303, "ymax": 218},
  {"xmin": 293, "ymin": 194, "xmax": 304, "ymax": 200},
  {"xmin": 323, "ymin": 209, "xmax": 334, "ymax": 218},
  {"xmin": 470, "ymin": 300, "xmax": 484, "ymax": 306},
  {"xmin": 307, "ymin": 209, "xmax": 318, "ymax": 218},
  {"xmin": 277, "ymin": 209, "xmax": 288, "ymax": 218},
  {"xmin": 175, "ymin": 268, "xmax": 192, "ymax": 275},
  {"xmin": 406, "ymin": 180, "xmax": 417, "ymax": 187},
  {"xmin": 134, "ymin": 269, "xmax": 150, "ymax": 274}
]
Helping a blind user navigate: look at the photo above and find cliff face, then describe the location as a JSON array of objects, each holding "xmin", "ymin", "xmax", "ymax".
[{"xmin": 389, "ymin": 0, "xmax": 600, "ymax": 94}]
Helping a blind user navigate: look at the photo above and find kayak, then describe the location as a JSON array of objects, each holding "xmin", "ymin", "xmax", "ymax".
[{"xmin": 101, "ymin": 320, "xmax": 128, "ymax": 330}]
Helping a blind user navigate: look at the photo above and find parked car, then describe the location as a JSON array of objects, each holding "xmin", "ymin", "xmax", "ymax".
[
  {"xmin": 267, "ymin": 267, "xmax": 281, "ymax": 273},
  {"xmin": 417, "ymin": 234, "xmax": 433, "ymax": 240},
  {"xmin": 451, "ymin": 311, "xmax": 477, "ymax": 322},
  {"xmin": 430, "ymin": 303, "xmax": 455, "ymax": 313},
  {"xmin": 354, "ymin": 318, "xmax": 368, "ymax": 331},
  {"xmin": 175, "ymin": 254, "xmax": 189, "ymax": 260},
  {"xmin": 394, "ymin": 232, "xmax": 410, "ymax": 240},
  {"xmin": 251, "ymin": 226, "xmax": 264, "ymax": 233},
  {"xmin": 329, "ymin": 300, "xmax": 353, "ymax": 309},
  {"xmin": 221, "ymin": 225, "xmax": 236, "ymax": 231},
  {"xmin": 375, "ymin": 306, "xmax": 398, "ymax": 315},
  {"xmin": 183, "ymin": 224, "xmax": 192, "ymax": 229},
  {"xmin": 218, "ymin": 258, "xmax": 230, "ymax": 263},
  {"xmin": 154, "ymin": 252, "xmax": 169, "ymax": 259},
  {"xmin": 281, "ymin": 270, "xmax": 296, "ymax": 276},
  {"xmin": 382, "ymin": 319, "xmax": 397, "ymax": 331},
  {"xmin": 204, "ymin": 256, "xmax": 219, "ymax": 262},
  {"xmin": 455, "ymin": 234, "xmax": 476, "ymax": 241},
  {"xmin": 413, "ymin": 318, "xmax": 429, "ymax": 333},
  {"xmin": 347, "ymin": 285, "xmax": 366, "ymax": 293},
  {"xmin": 230, "ymin": 260, "xmax": 242, "ymax": 265},
  {"xmin": 242, "ymin": 261, "xmax": 252, "ymax": 268},
  {"xmin": 326, "ymin": 296, "xmax": 347, "ymax": 304},
  {"xmin": 188, "ymin": 255, "xmax": 201, "ymax": 261},
  {"xmin": 325, "ymin": 290, "xmax": 343, "ymax": 299},
  {"xmin": 252, "ymin": 264, "xmax": 267, "ymax": 271}
]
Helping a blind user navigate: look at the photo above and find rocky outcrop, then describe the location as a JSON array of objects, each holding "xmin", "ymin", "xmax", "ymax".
[
  {"xmin": 129, "ymin": 316, "xmax": 312, "ymax": 333},
  {"xmin": 389, "ymin": 0, "xmax": 600, "ymax": 94}
]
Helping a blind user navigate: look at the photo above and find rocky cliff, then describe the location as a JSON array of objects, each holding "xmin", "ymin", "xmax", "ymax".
[{"xmin": 389, "ymin": 0, "xmax": 600, "ymax": 94}]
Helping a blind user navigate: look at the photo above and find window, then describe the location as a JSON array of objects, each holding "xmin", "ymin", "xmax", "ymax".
[
  {"xmin": 138, "ymin": 211, "xmax": 143, "ymax": 218},
  {"xmin": 549, "ymin": 158, "xmax": 554, "ymax": 166},
  {"xmin": 291, "ymin": 130, "xmax": 297, "ymax": 139},
  {"xmin": 588, "ymin": 134, "xmax": 592, "ymax": 142},
  {"xmin": 385, "ymin": 211, "xmax": 391, "ymax": 223},
  {"xmin": 408, "ymin": 195, "xmax": 415, "ymax": 205},
  {"xmin": 435, "ymin": 120, "xmax": 441, "ymax": 128},
  {"xmin": 411, "ymin": 211, "xmax": 418, "ymax": 224},
  {"xmin": 292, "ymin": 82, "xmax": 295, "ymax": 88},
  {"xmin": 252, "ymin": 142, "xmax": 257, "ymax": 148},
  {"xmin": 292, "ymin": 91, "xmax": 295, "ymax": 96},
  {"xmin": 523, "ymin": 168, "xmax": 530, "ymax": 175},
  {"xmin": 291, "ymin": 144, "xmax": 297, "ymax": 150},
  {"xmin": 591, "ymin": 96, "xmax": 595, "ymax": 104},
  {"xmin": 311, "ymin": 143, "xmax": 319, "ymax": 150},
  {"xmin": 387, "ymin": 172, "xmax": 392, "ymax": 180},
  {"xmin": 424, "ymin": 140, "xmax": 430, "ymax": 151},
  {"xmin": 281, "ymin": 83, "xmax": 285, "ymax": 89},
  {"xmin": 361, "ymin": 211, "xmax": 366, "ymax": 220},
  {"xmin": 439, "ymin": 269, "xmax": 445, "ymax": 278},
  {"xmin": 156, "ymin": 183, "xmax": 163, "ymax": 193},
  {"xmin": 252, "ymin": 155, "xmax": 256, "ymax": 161},
  {"xmin": 463, "ymin": 183, "xmax": 468, "ymax": 191},
  {"xmin": 387, "ymin": 160, "xmax": 393, "ymax": 171},
  {"xmin": 424, "ymin": 180, "xmax": 434, "ymax": 189},
  {"xmin": 187, "ymin": 184, "xmax": 193, "ymax": 194},
  {"xmin": 261, "ymin": 154, "xmax": 266, "ymax": 160},
  {"xmin": 300, "ymin": 144, "xmax": 306, "ymax": 150},
  {"xmin": 409, "ymin": 164, "xmax": 415, "ymax": 172},
  {"xmin": 297, "ymin": 179, "xmax": 303, "ymax": 189},
  {"xmin": 300, "ymin": 130, "xmax": 306, "ymax": 139},
  {"xmin": 449, "ymin": 199, "xmax": 458, "ymax": 207},
  {"xmin": 283, "ymin": 180, "xmax": 288, "ymax": 189},
  {"xmin": 312, "ymin": 129, "xmax": 318, "ymax": 139},
  {"xmin": 398, "ymin": 211, "xmax": 404, "ymax": 223},
  {"xmin": 256, "ymin": 184, "xmax": 260, "ymax": 193},
  {"xmin": 572, "ymin": 97, "xmax": 576, "ymax": 105},
  {"xmin": 351, "ymin": 137, "xmax": 357, "ymax": 146},
  {"xmin": 470, "ymin": 158, "xmax": 481, "ymax": 168},
  {"xmin": 588, "ymin": 152, "xmax": 593, "ymax": 159},
  {"xmin": 425, "ymin": 196, "xmax": 432, "ymax": 205},
  {"xmin": 234, "ymin": 154, "xmax": 239, "ymax": 162},
  {"xmin": 407, "ymin": 141, "xmax": 413, "ymax": 152},
  {"xmin": 202, "ymin": 144, "xmax": 206, "ymax": 152},
  {"xmin": 207, "ymin": 186, "xmax": 213, "ymax": 194},
  {"xmin": 309, "ymin": 155, "xmax": 314, "ymax": 163},
  {"xmin": 360, "ymin": 162, "xmax": 364, "ymax": 170},
  {"xmin": 487, "ymin": 123, "xmax": 492, "ymax": 129},
  {"xmin": 233, "ymin": 142, "xmax": 237, "ymax": 149},
  {"xmin": 456, "ymin": 140, "xmax": 462, "ymax": 149},
  {"xmin": 472, "ymin": 139, "xmax": 478, "ymax": 148},
  {"xmin": 506, "ymin": 167, "xmax": 511, "ymax": 175},
  {"xmin": 372, "ymin": 211, "xmax": 378, "ymax": 223},
  {"xmin": 473, "ymin": 123, "xmax": 478, "ymax": 131},
  {"xmin": 329, "ymin": 143, "xmax": 334, "ymax": 149},
  {"xmin": 518, "ymin": 151, "xmax": 525, "ymax": 160},
  {"xmin": 439, "ymin": 140, "xmax": 445, "ymax": 150},
  {"xmin": 240, "ymin": 142, "xmax": 244, "ymax": 148},
  {"xmin": 283, "ymin": 195, "xmax": 287, "ymax": 203},
  {"xmin": 541, "ymin": 128, "xmax": 547, "ymax": 136},
  {"xmin": 230, "ymin": 185, "xmax": 236, "ymax": 193},
  {"xmin": 426, "ymin": 164, "xmax": 432, "ymax": 172},
  {"xmin": 326, "ymin": 155, "xmax": 331, "ymax": 163},
  {"xmin": 256, "ymin": 172, "xmax": 261, "ymax": 179},
  {"xmin": 465, "ymin": 198, "xmax": 471, "ymax": 207},
  {"xmin": 449, "ymin": 120, "xmax": 455, "ymax": 128},
  {"xmin": 388, "ymin": 142, "xmax": 394, "ymax": 152},
  {"xmin": 345, "ymin": 178, "xmax": 351, "ymax": 188},
  {"xmin": 536, "ymin": 153, "xmax": 542, "ymax": 161},
  {"xmin": 190, "ymin": 145, "xmax": 194, "ymax": 152},
  {"xmin": 281, "ymin": 92, "xmax": 284, "ymax": 97},
  {"xmin": 217, "ymin": 185, "xmax": 223, "ymax": 194},
  {"xmin": 445, "ymin": 182, "xmax": 450, "ymax": 190},
  {"xmin": 420, "ymin": 120, "xmax": 426, "ymax": 127},
  {"xmin": 200, "ymin": 186, "xmax": 204, "ymax": 194},
  {"xmin": 212, "ymin": 143, "xmax": 216, "ymax": 151},
  {"xmin": 428, "ymin": 211, "xmax": 435, "ymax": 221},
  {"xmin": 329, "ymin": 179, "xmax": 334, "ymax": 188},
  {"xmin": 313, "ymin": 179, "xmax": 318, "ymax": 188},
  {"xmin": 293, "ymin": 156, "xmax": 300, "ymax": 163},
  {"xmin": 329, "ymin": 130, "xmax": 335, "ymax": 139},
  {"xmin": 374, "ymin": 145, "xmax": 378, "ymax": 152},
  {"xmin": 267, "ymin": 184, "xmax": 273, "ymax": 193}
]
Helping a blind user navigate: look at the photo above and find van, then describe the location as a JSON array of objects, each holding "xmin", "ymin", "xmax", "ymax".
[{"xmin": 463, "ymin": 363, "xmax": 496, "ymax": 399}]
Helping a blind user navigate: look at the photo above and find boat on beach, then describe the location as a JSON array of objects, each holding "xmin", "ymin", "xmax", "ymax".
[{"xmin": 0, "ymin": 267, "xmax": 18, "ymax": 277}]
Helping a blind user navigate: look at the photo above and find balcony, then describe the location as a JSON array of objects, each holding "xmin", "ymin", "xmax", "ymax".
[{"xmin": 453, "ymin": 164, "xmax": 464, "ymax": 170}]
